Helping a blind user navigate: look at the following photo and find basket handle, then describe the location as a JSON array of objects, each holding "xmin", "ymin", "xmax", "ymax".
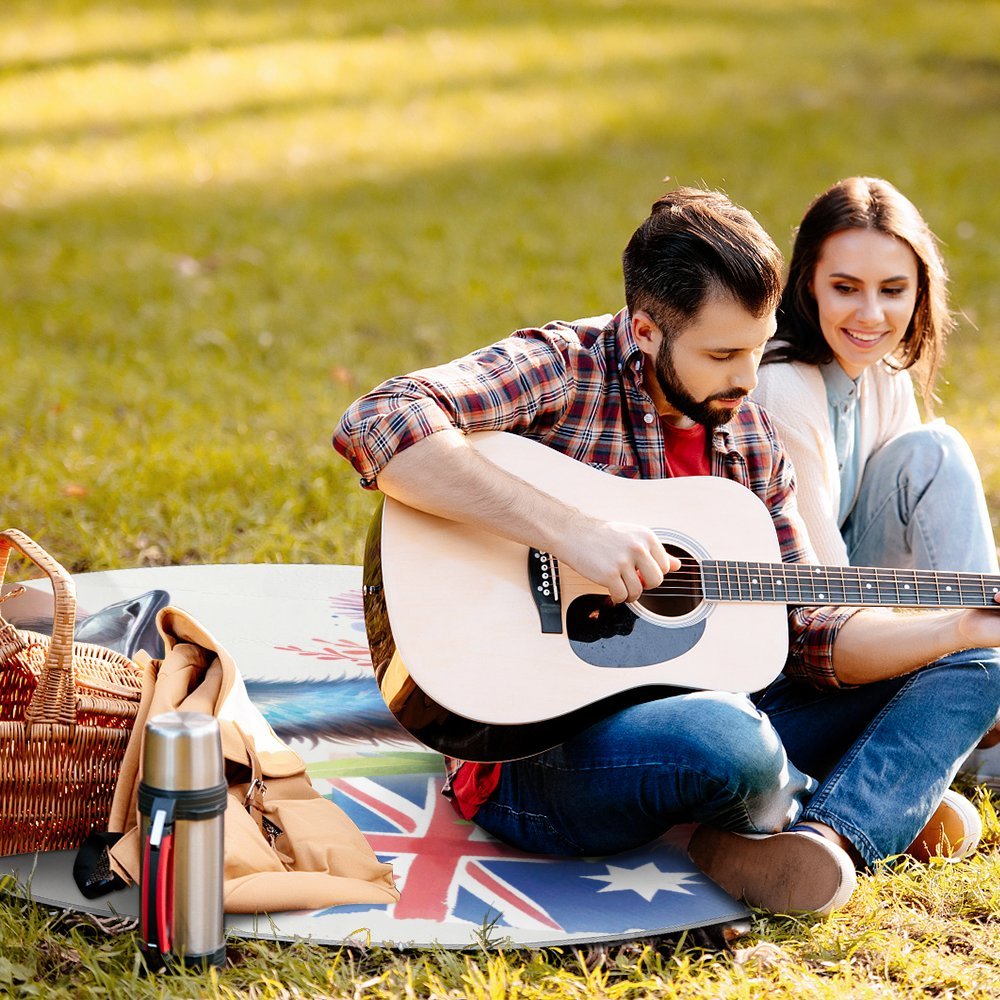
[{"xmin": 0, "ymin": 528, "xmax": 78, "ymax": 728}]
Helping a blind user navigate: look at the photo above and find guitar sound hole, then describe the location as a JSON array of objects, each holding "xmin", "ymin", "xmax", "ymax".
[{"xmin": 636, "ymin": 543, "xmax": 703, "ymax": 618}]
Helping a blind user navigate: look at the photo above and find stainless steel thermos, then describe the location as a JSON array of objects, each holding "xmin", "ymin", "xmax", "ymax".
[{"xmin": 139, "ymin": 711, "xmax": 227, "ymax": 970}]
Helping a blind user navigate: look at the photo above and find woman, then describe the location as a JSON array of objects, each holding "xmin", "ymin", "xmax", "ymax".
[{"xmin": 753, "ymin": 176, "xmax": 1000, "ymax": 858}]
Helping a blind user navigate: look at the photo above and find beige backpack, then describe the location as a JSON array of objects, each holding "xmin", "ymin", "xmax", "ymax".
[{"xmin": 105, "ymin": 606, "xmax": 398, "ymax": 914}]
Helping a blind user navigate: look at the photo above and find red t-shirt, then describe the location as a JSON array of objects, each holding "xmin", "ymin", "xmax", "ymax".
[
  {"xmin": 660, "ymin": 419, "xmax": 710, "ymax": 477},
  {"xmin": 448, "ymin": 420, "xmax": 710, "ymax": 819}
]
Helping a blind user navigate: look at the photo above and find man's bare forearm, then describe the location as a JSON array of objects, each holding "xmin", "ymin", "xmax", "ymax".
[
  {"xmin": 833, "ymin": 604, "xmax": 1000, "ymax": 684},
  {"xmin": 376, "ymin": 429, "xmax": 573, "ymax": 549},
  {"xmin": 375, "ymin": 429, "xmax": 676, "ymax": 603}
]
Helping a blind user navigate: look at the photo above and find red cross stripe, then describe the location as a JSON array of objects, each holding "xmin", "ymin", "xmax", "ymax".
[{"xmin": 332, "ymin": 777, "xmax": 561, "ymax": 929}]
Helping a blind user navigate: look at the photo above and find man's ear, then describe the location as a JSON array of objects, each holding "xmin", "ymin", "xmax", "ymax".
[{"xmin": 631, "ymin": 310, "xmax": 662, "ymax": 357}]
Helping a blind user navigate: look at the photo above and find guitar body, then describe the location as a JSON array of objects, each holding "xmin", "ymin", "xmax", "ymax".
[{"xmin": 363, "ymin": 432, "xmax": 789, "ymax": 761}]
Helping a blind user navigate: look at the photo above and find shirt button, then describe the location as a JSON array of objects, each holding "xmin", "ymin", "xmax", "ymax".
[{"xmin": 643, "ymin": 413, "xmax": 655, "ymax": 424}]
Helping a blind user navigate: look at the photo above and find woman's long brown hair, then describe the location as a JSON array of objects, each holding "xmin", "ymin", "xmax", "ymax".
[{"xmin": 764, "ymin": 176, "xmax": 953, "ymax": 411}]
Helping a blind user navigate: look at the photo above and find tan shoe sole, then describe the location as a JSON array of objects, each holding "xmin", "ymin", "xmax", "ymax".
[
  {"xmin": 907, "ymin": 789, "xmax": 982, "ymax": 862},
  {"xmin": 688, "ymin": 827, "xmax": 857, "ymax": 915}
]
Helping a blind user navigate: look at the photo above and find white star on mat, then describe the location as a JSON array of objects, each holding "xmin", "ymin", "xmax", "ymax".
[{"xmin": 582, "ymin": 862, "xmax": 701, "ymax": 902}]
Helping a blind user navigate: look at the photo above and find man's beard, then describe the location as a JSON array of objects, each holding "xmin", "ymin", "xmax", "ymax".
[{"xmin": 654, "ymin": 339, "xmax": 748, "ymax": 429}]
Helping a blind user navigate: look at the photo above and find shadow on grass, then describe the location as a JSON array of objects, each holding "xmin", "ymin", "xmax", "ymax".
[
  {"xmin": 1, "ymin": 0, "xmax": 814, "ymax": 78},
  {"xmin": 3, "ymin": 0, "xmax": 1000, "ymax": 567}
]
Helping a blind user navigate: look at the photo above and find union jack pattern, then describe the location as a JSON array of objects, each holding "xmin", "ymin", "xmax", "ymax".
[
  {"xmin": 267, "ymin": 581, "xmax": 749, "ymax": 943},
  {"xmin": 313, "ymin": 772, "xmax": 747, "ymax": 940}
]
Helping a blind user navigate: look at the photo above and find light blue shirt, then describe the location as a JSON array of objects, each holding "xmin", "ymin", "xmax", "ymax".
[{"xmin": 820, "ymin": 361, "xmax": 864, "ymax": 527}]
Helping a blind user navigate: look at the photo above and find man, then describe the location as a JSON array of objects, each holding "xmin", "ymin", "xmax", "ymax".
[{"xmin": 333, "ymin": 188, "xmax": 1000, "ymax": 915}]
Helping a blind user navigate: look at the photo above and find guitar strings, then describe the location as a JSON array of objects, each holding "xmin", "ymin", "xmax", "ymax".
[{"xmin": 556, "ymin": 563, "xmax": 1000, "ymax": 605}]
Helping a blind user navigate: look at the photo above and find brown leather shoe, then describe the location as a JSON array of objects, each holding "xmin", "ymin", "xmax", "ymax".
[
  {"xmin": 907, "ymin": 789, "xmax": 982, "ymax": 862},
  {"xmin": 976, "ymin": 722, "xmax": 1000, "ymax": 749},
  {"xmin": 688, "ymin": 826, "xmax": 857, "ymax": 915}
]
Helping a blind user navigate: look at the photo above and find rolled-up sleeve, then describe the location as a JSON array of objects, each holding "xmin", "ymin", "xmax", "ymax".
[
  {"xmin": 333, "ymin": 332, "xmax": 573, "ymax": 488},
  {"xmin": 333, "ymin": 389, "xmax": 458, "ymax": 488},
  {"xmin": 773, "ymin": 473, "xmax": 860, "ymax": 688},
  {"xmin": 785, "ymin": 605, "xmax": 858, "ymax": 687}
]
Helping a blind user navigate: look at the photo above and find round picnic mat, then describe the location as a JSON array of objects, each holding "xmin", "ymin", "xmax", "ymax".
[{"xmin": 1, "ymin": 564, "xmax": 748, "ymax": 949}]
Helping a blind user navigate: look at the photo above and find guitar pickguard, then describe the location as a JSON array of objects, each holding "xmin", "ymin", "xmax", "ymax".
[{"xmin": 566, "ymin": 594, "xmax": 705, "ymax": 667}]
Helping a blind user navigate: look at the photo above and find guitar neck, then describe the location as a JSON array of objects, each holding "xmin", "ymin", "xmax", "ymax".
[{"xmin": 701, "ymin": 561, "xmax": 1000, "ymax": 609}]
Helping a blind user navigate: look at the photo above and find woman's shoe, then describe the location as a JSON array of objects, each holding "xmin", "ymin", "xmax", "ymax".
[{"xmin": 906, "ymin": 789, "xmax": 982, "ymax": 862}]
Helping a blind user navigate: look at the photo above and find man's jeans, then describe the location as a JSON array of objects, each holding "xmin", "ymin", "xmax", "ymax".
[
  {"xmin": 475, "ymin": 649, "xmax": 1000, "ymax": 868},
  {"xmin": 474, "ymin": 690, "xmax": 815, "ymax": 857},
  {"xmin": 842, "ymin": 422, "xmax": 999, "ymax": 574}
]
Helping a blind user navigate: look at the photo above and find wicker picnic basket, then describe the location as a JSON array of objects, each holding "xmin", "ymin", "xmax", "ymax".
[{"xmin": 0, "ymin": 528, "xmax": 145, "ymax": 856}]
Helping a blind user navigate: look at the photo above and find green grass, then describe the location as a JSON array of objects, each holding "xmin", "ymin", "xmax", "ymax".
[
  {"xmin": 4, "ymin": 0, "xmax": 1000, "ymax": 570},
  {"xmin": 3, "ymin": 792, "xmax": 1000, "ymax": 998},
  {"xmin": 3, "ymin": 0, "xmax": 1000, "ymax": 995}
]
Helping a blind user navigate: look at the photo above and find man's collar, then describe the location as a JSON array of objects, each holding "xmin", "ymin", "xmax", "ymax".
[
  {"xmin": 617, "ymin": 308, "xmax": 644, "ymax": 368},
  {"xmin": 711, "ymin": 423, "xmax": 734, "ymax": 454}
]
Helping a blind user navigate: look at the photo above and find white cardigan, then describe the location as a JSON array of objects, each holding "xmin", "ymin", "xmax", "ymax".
[{"xmin": 752, "ymin": 359, "xmax": 921, "ymax": 566}]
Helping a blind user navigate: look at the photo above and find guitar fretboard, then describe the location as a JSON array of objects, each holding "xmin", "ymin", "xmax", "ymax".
[{"xmin": 701, "ymin": 561, "xmax": 1000, "ymax": 609}]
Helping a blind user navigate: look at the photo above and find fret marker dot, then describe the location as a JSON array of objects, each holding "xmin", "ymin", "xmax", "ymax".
[
  {"xmin": 751, "ymin": 578, "xmax": 758, "ymax": 585},
  {"xmin": 776, "ymin": 580, "xmax": 783, "ymax": 587},
  {"xmin": 819, "ymin": 593, "xmax": 825, "ymax": 599},
  {"xmin": 865, "ymin": 583, "xmax": 872, "ymax": 589},
  {"xmin": 946, "ymin": 586, "xmax": 953, "ymax": 591},
  {"xmin": 904, "ymin": 584, "xmax": 910, "ymax": 589}
]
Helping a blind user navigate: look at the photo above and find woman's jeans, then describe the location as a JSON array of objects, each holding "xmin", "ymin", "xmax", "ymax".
[
  {"xmin": 842, "ymin": 422, "xmax": 999, "ymax": 574},
  {"xmin": 843, "ymin": 421, "xmax": 1000, "ymax": 782},
  {"xmin": 475, "ymin": 649, "xmax": 1000, "ymax": 868}
]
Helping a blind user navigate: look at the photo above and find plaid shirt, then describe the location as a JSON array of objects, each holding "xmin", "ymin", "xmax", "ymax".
[{"xmin": 334, "ymin": 309, "xmax": 858, "ymax": 812}]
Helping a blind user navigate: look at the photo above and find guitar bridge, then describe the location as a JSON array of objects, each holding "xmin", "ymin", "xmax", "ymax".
[{"xmin": 528, "ymin": 549, "xmax": 563, "ymax": 633}]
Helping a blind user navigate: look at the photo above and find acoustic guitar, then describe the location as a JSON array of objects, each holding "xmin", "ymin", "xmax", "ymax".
[{"xmin": 362, "ymin": 431, "xmax": 1000, "ymax": 761}]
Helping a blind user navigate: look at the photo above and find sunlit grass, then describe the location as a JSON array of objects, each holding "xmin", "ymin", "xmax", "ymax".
[
  {"xmin": 3, "ymin": 2, "xmax": 1000, "ymax": 994},
  {"xmin": 0, "ymin": 15, "xmax": 736, "ymax": 206},
  {"xmin": 4, "ymin": 1, "xmax": 999, "ymax": 565},
  {"xmin": 4, "ymin": 807, "xmax": 1000, "ymax": 998}
]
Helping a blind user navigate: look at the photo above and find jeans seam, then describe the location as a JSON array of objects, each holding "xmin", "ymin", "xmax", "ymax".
[
  {"xmin": 909, "ymin": 501, "xmax": 938, "ymax": 568},
  {"xmin": 847, "ymin": 485, "xmax": 911, "ymax": 564},
  {"xmin": 799, "ymin": 672, "xmax": 921, "ymax": 866},
  {"xmin": 480, "ymin": 801, "xmax": 584, "ymax": 855}
]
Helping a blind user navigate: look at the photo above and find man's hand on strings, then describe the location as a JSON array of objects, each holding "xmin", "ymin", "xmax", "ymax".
[{"xmin": 555, "ymin": 517, "xmax": 681, "ymax": 604}]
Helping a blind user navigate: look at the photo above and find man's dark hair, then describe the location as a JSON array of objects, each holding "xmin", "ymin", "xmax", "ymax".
[{"xmin": 622, "ymin": 187, "xmax": 783, "ymax": 341}]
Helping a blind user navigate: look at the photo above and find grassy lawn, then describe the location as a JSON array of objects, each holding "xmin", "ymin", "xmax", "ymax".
[{"xmin": 2, "ymin": 0, "xmax": 1000, "ymax": 995}]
